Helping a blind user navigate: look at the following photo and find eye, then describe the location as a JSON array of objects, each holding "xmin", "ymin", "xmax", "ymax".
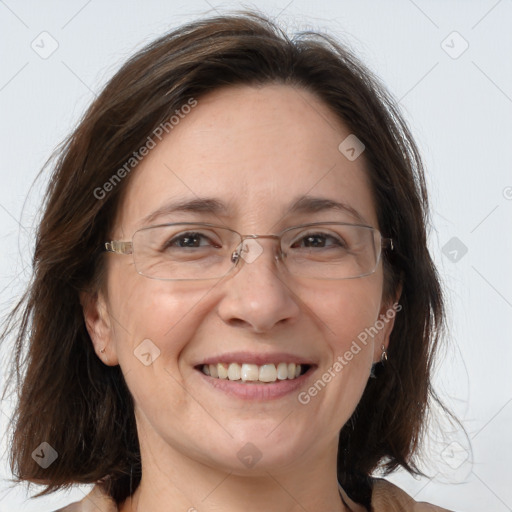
[
  {"xmin": 165, "ymin": 231, "xmax": 222, "ymax": 249},
  {"xmin": 291, "ymin": 232, "xmax": 346, "ymax": 249}
]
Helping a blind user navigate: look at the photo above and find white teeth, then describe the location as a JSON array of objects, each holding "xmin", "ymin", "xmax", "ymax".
[
  {"xmin": 241, "ymin": 364, "xmax": 259, "ymax": 381},
  {"xmin": 200, "ymin": 362, "xmax": 305, "ymax": 383},
  {"xmin": 227, "ymin": 362, "xmax": 241, "ymax": 381},
  {"xmin": 217, "ymin": 363, "xmax": 228, "ymax": 379},
  {"xmin": 259, "ymin": 364, "xmax": 277, "ymax": 382},
  {"xmin": 276, "ymin": 362, "xmax": 288, "ymax": 380}
]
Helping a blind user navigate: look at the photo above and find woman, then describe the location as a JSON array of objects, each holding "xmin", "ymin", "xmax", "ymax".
[{"xmin": 2, "ymin": 10, "xmax": 454, "ymax": 511}]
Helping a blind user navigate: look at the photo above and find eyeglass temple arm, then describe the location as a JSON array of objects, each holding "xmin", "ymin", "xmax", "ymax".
[{"xmin": 105, "ymin": 241, "xmax": 133, "ymax": 254}]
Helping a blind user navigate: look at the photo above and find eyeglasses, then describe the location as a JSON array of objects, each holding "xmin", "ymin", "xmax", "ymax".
[{"xmin": 104, "ymin": 222, "xmax": 394, "ymax": 281}]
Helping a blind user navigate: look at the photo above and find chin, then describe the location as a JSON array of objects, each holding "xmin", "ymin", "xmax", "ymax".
[{"xmin": 193, "ymin": 423, "xmax": 312, "ymax": 473}]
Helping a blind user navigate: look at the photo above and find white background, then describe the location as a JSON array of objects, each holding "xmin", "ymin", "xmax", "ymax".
[{"xmin": 0, "ymin": 1, "xmax": 511, "ymax": 511}]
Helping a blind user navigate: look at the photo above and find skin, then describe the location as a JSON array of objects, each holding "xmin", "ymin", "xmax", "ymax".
[{"xmin": 82, "ymin": 84, "xmax": 400, "ymax": 512}]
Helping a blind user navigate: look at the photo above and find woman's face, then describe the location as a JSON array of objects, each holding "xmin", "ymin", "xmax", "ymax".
[{"xmin": 86, "ymin": 84, "xmax": 397, "ymax": 475}]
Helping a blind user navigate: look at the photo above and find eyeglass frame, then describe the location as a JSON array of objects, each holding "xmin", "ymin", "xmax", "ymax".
[{"xmin": 104, "ymin": 221, "xmax": 395, "ymax": 281}]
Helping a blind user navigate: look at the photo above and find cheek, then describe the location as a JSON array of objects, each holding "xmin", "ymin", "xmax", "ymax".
[
  {"xmin": 325, "ymin": 288, "xmax": 378, "ymax": 381},
  {"xmin": 107, "ymin": 271, "xmax": 209, "ymax": 371},
  {"xmin": 107, "ymin": 276, "xmax": 214, "ymax": 420},
  {"xmin": 303, "ymin": 273, "xmax": 383, "ymax": 352},
  {"xmin": 295, "ymin": 275, "xmax": 383, "ymax": 415}
]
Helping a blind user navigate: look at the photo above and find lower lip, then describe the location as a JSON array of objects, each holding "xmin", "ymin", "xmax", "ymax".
[{"xmin": 195, "ymin": 368, "xmax": 315, "ymax": 401}]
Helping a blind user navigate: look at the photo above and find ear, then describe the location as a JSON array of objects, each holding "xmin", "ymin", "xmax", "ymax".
[
  {"xmin": 373, "ymin": 282, "xmax": 403, "ymax": 363},
  {"xmin": 80, "ymin": 289, "xmax": 119, "ymax": 366}
]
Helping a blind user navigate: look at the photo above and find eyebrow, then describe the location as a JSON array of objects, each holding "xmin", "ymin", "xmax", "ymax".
[
  {"xmin": 139, "ymin": 194, "xmax": 368, "ymax": 227},
  {"xmin": 140, "ymin": 197, "xmax": 230, "ymax": 227},
  {"xmin": 288, "ymin": 196, "xmax": 368, "ymax": 224}
]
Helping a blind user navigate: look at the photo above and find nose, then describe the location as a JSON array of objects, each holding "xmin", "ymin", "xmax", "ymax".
[{"xmin": 216, "ymin": 237, "xmax": 300, "ymax": 333}]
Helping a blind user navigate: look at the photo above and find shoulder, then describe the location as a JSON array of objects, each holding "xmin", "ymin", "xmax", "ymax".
[
  {"xmin": 371, "ymin": 478, "xmax": 454, "ymax": 511},
  {"xmin": 51, "ymin": 485, "xmax": 118, "ymax": 512}
]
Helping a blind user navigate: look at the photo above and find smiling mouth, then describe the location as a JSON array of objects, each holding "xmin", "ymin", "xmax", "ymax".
[{"xmin": 195, "ymin": 362, "xmax": 312, "ymax": 383}]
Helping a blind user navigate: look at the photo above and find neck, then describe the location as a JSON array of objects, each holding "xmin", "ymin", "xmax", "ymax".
[
  {"xmin": 120, "ymin": 476, "xmax": 350, "ymax": 512},
  {"xmin": 119, "ymin": 418, "xmax": 349, "ymax": 512}
]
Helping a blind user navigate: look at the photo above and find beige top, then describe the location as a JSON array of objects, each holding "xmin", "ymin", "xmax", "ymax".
[{"xmin": 53, "ymin": 478, "xmax": 453, "ymax": 511}]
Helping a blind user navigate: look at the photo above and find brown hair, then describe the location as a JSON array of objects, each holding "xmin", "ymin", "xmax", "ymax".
[{"xmin": 1, "ymin": 10, "xmax": 447, "ymax": 509}]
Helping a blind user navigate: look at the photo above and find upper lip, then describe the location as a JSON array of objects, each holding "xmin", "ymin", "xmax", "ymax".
[{"xmin": 195, "ymin": 351, "xmax": 316, "ymax": 367}]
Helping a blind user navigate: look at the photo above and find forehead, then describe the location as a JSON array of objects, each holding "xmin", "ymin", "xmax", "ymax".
[{"xmin": 113, "ymin": 84, "xmax": 378, "ymax": 236}]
